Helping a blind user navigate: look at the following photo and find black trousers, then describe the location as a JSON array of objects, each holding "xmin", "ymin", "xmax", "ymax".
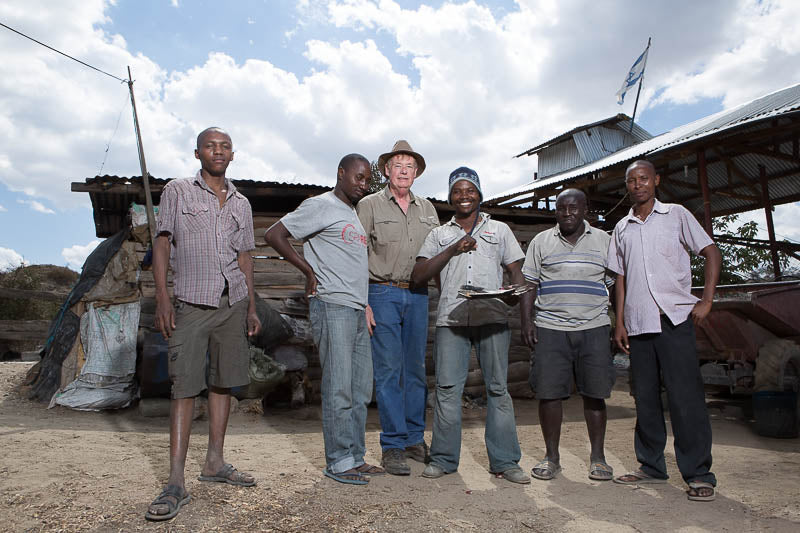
[{"xmin": 628, "ymin": 316, "xmax": 716, "ymax": 486}]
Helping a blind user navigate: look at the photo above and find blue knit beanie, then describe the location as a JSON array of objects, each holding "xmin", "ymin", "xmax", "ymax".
[{"xmin": 448, "ymin": 166, "xmax": 482, "ymax": 204}]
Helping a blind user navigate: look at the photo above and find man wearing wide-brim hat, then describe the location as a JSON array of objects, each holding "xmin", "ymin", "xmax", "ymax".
[{"xmin": 356, "ymin": 140, "xmax": 439, "ymax": 475}]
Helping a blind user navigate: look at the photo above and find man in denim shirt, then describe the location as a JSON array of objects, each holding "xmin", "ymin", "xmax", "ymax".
[{"xmin": 411, "ymin": 167, "xmax": 530, "ymax": 484}]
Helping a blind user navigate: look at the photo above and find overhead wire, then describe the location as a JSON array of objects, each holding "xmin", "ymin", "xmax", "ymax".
[
  {"xmin": 0, "ymin": 21, "xmax": 128, "ymax": 83},
  {"xmin": 98, "ymin": 92, "xmax": 130, "ymax": 175}
]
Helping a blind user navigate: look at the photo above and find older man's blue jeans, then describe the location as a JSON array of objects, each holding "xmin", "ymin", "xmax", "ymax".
[
  {"xmin": 368, "ymin": 283, "xmax": 429, "ymax": 451},
  {"xmin": 310, "ymin": 298, "xmax": 373, "ymax": 474},
  {"xmin": 429, "ymin": 324, "xmax": 522, "ymax": 473}
]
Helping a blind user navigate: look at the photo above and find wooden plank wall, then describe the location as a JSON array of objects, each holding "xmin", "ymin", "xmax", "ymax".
[{"xmin": 138, "ymin": 214, "xmax": 553, "ymax": 400}]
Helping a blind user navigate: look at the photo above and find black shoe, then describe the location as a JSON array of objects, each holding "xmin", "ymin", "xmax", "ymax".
[
  {"xmin": 381, "ymin": 448, "xmax": 411, "ymax": 476},
  {"xmin": 404, "ymin": 441, "xmax": 429, "ymax": 464}
]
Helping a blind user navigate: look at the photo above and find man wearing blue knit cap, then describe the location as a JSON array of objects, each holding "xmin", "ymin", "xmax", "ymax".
[{"xmin": 411, "ymin": 167, "xmax": 530, "ymax": 484}]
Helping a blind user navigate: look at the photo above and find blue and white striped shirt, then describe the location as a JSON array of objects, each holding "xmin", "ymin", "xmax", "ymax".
[{"xmin": 522, "ymin": 221, "xmax": 612, "ymax": 331}]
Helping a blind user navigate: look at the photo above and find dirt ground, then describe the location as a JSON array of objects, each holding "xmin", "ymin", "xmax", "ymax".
[{"xmin": 1, "ymin": 362, "xmax": 799, "ymax": 532}]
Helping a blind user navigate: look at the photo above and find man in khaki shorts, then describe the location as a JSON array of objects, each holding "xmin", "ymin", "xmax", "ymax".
[{"xmin": 146, "ymin": 127, "xmax": 261, "ymax": 521}]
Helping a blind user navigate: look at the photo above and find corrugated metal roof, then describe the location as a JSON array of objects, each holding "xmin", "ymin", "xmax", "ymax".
[
  {"xmin": 514, "ymin": 114, "xmax": 652, "ymax": 157},
  {"xmin": 492, "ymin": 83, "xmax": 800, "ymax": 204},
  {"xmin": 538, "ymin": 138, "xmax": 585, "ymax": 178}
]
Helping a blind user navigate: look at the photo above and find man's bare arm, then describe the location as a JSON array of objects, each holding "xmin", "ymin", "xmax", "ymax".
[
  {"xmin": 692, "ymin": 243, "xmax": 721, "ymax": 324},
  {"xmin": 264, "ymin": 221, "xmax": 317, "ymax": 298},
  {"xmin": 236, "ymin": 251, "xmax": 261, "ymax": 337},
  {"xmin": 613, "ymin": 273, "xmax": 629, "ymax": 355},
  {"xmin": 410, "ymin": 235, "xmax": 476, "ymax": 287},
  {"xmin": 152, "ymin": 234, "xmax": 175, "ymax": 338}
]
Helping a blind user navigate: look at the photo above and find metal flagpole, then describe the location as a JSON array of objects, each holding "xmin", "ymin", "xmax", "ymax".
[
  {"xmin": 127, "ymin": 66, "xmax": 157, "ymax": 243},
  {"xmin": 629, "ymin": 37, "xmax": 651, "ymax": 133}
]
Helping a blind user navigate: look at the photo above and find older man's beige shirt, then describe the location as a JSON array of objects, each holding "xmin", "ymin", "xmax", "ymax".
[{"xmin": 357, "ymin": 186, "xmax": 439, "ymax": 283}]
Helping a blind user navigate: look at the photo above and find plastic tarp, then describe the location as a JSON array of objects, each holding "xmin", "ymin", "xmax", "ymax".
[
  {"xmin": 237, "ymin": 345, "xmax": 286, "ymax": 399},
  {"xmin": 81, "ymin": 240, "xmax": 140, "ymax": 305},
  {"xmin": 27, "ymin": 228, "xmax": 131, "ymax": 402},
  {"xmin": 129, "ymin": 203, "xmax": 159, "ymax": 244},
  {"xmin": 250, "ymin": 295, "xmax": 293, "ymax": 351},
  {"xmin": 50, "ymin": 301, "xmax": 140, "ymax": 410}
]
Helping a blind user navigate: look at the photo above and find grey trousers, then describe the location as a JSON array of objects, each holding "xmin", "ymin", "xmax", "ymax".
[{"xmin": 628, "ymin": 316, "xmax": 716, "ymax": 486}]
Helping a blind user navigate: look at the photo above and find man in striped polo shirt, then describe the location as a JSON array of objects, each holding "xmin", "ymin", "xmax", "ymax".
[{"xmin": 520, "ymin": 188, "xmax": 615, "ymax": 482}]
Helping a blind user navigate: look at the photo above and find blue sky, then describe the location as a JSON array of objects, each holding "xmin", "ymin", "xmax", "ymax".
[{"xmin": 1, "ymin": 0, "xmax": 798, "ymax": 270}]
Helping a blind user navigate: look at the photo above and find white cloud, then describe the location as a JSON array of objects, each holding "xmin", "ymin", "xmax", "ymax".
[
  {"xmin": 17, "ymin": 199, "xmax": 56, "ymax": 214},
  {"xmin": 0, "ymin": 204, "xmax": 7, "ymax": 212},
  {"xmin": 170, "ymin": 0, "xmax": 179, "ymax": 7},
  {"xmin": 0, "ymin": 247, "xmax": 25, "ymax": 271},
  {"xmin": 0, "ymin": 0, "xmax": 798, "ymax": 212},
  {"xmin": 61, "ymin": 239, "xmax": 101, "ymax": 270}
]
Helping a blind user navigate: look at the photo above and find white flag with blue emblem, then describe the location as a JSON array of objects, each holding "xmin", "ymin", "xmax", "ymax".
[{"xmin": 616, "ymin": 45, "xmax": 649, "ymax": 105}]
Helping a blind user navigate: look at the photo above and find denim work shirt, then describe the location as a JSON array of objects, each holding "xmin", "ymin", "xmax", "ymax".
[
  {"xmin": 418, "ymin": 213, "xmax": 524, "ymax": 327},
  {"xmin": 607, "ymin": 199, "xmax": 714, "ymax": 335},
  {"xmin": 156, "ymin": 171, "xmax": 255, "ymax": 308}
]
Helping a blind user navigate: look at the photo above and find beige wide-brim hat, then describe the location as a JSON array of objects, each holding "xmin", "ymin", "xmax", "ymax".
[{"xmin": 377, "ymin": 140, "xmax": 426, "ymax": 178}]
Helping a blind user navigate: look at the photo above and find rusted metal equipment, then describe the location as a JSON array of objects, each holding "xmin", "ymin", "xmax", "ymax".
[{"xmin": 692, "ymin": 281, "xmax": 800, "ymax": 394}]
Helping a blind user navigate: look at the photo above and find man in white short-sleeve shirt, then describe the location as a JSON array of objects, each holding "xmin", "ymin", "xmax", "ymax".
[{"xmin": 411, "ymin": 167, "xmax": 529, "ymax": 485}]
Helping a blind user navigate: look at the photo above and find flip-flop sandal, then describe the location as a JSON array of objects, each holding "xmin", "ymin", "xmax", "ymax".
[
  {"xmin": 531, "ymin": 459, "xmax": 561, "ymax": 481},
  {"xmin": 198, "ymin": 463, "xmax": 257, "ymax": 487},
  {"xmin": 145, "ymin": 485, "xmax": 191, "ymax": 522},
  {"xmin": 588, "ymin": 461, "xmax": 614, "ymax": 481},
  {"xmin": 687, "ymin": 481, "xmax": 716, "ymax": 501},
  {"xmin": 613, "ymin": 469, "xmax": 667, "ymax": 485},
  {"xmin": 356, "ymin": 463, "xmax": 386, "ymax": 476},
  {"xmin": 323, "ymin": 468, "xmax": 369, "ymax": 485}
]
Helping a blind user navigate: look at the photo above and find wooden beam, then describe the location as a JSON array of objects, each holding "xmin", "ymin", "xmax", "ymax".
[
  {"xmin": 738, "ymin": 147, "xmax": 800, "ymax": 164},
  {"xmin": 660, "ymin": 178, "xmax": 759, "ymax": 202},
  {"xmin": 710, "ymin": 149, "xmax": 761, "ymax": 196},
  {"xmin": 713, "ymin": 189, "xmax": 800, "ymax": 216},
  {"xmin": 0, "ymin": 320, "xmax": 50, "ymax": 342},
  {"xmin": 760, "ymin": 164, "xmax": 782, "ymax": 280}
]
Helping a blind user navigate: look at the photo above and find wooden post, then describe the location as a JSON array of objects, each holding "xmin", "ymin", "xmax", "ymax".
[
  {"xmin": 127, "ymin": 66, "xmax": 157, "ymax": 243},
  {"xmin": 759, "ymin": 164, "xmax": 782, "ymax": 280},
  {"xmin": 697, "ymin": 148, "xmax": 713, "ymax": 236}
]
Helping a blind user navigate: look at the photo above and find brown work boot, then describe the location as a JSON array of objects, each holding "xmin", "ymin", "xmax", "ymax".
[
  {"xmin": 404, "ymin": 441, "xmax": 430, "ymax": 464},
  {"xmin": 381, "ymin": 448, "xmax": 411, "ymax": 476}
]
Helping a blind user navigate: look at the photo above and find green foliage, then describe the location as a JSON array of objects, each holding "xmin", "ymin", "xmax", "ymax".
[
  {"xmin": 691, "ymin": 214, "xmax": 792, "ymax": 285},
  {"xmin": 368, "ymin": 160, "xmax": 386, "ymax": 193},
  {"xmin": 0, "ymin": 265, "xmax": 78, "ymax": 320}
]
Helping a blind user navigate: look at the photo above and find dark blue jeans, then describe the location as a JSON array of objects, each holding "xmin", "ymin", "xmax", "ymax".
[
  {"xmin": 629, "ymin": 316, "xmax": 716, "ymax": 486},
  {"xmin": 368, "ymin": 283, "xmax": 429, "ymax": 451}
]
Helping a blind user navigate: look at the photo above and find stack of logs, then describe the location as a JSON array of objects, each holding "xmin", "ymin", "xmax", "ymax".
[{"xmin": 138, "ymin": 214, "xmax": 551, "ymax": 402}]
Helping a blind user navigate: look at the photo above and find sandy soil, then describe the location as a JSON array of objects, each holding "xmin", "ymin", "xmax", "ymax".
[{"xmin": 1, "ymin": 361, "xmax": 798, "ymax": 532}]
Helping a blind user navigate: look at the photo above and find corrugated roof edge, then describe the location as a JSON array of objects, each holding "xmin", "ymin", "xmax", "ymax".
[
  {"xmin": 491, "ymin": 82, "xmax": 800, "ymax": 204},
  {"xmin": 74, "ymin": 175, "xmax": 545, "ymax": 212},
  {"xmin": 513, "ymin": 113, "xmax": 652, "ymax": 158},
  {"xmin": 78, "ymin": 175, "xmax": 333, "ymax": 189}
]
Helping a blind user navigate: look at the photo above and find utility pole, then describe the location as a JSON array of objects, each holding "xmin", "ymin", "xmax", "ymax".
[{"xmin": 127, "ymin": 66, "xmax": 157, "ymax": 242}]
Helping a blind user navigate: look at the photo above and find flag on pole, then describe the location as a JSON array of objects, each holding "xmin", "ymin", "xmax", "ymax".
[{"xmin": 616, "ymin": 44, "xmax": 649, "ymax": 105}]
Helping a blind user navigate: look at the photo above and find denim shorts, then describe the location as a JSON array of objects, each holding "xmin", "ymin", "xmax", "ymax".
[
  {"xmin": 530, "ymin": 325, "xmax": 614, "ymax": 400},
  {"xmin": 167, "ymin": 293, "xmax": 250, "ymax": 399}
]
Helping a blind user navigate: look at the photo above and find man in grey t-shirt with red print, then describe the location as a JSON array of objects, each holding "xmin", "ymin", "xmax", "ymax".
[{"xmin": 266, "ymin": 154, "xmax": 384, "ymax": 485}]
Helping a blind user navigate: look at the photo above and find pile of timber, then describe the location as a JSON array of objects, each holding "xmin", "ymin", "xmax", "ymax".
[{"xmin": 137, "ymin": 214, "xmax": 549, "ymax": 402}]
